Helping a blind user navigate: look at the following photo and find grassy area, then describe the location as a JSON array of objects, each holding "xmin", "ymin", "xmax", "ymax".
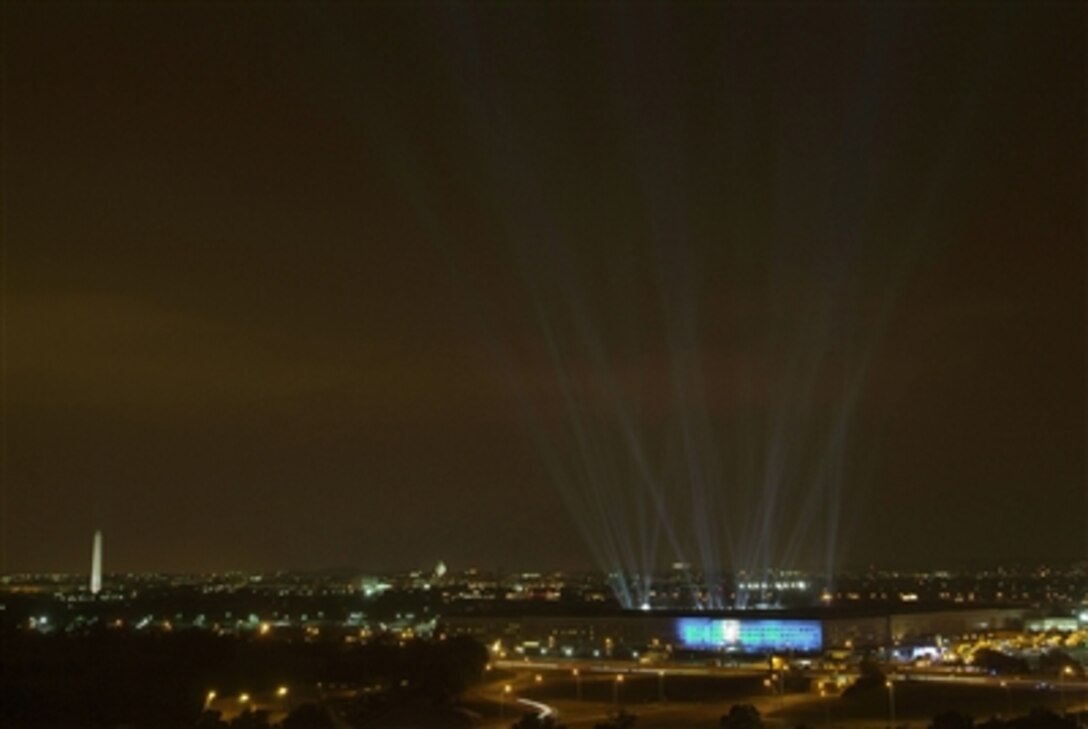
[{"xmin": 778, "ymin": 681, "xmax": 1075, "ymax": 724}]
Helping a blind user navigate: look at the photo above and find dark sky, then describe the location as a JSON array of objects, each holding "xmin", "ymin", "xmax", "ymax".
[{"xmin": 3, "ymin": 3, "xmax": 1084, "ymax": 575}]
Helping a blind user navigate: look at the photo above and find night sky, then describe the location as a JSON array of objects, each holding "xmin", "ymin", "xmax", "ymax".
[{"xmin": 3, "ymin": 3, "xmax": 1084, "ymax": 575}]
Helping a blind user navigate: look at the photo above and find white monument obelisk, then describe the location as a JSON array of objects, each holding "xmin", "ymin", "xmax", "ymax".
[{"xmin": 90, "ymin": 530, "xmax": 103, "ymax": 595}]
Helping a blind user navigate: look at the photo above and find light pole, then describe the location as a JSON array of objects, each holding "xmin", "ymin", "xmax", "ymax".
[
  {"xmin": 1000, "ymin": 680, "xmax": 1011, "ymax": 717},
  {"xmin": 1062, "ymin": 666, "xmax": 1074, "ymax": 715},
  {"xmin": 572, "ymin": 669, "xmax": 582, "ymax": 702},
  {"xmin": 500, "ymin": 684, "xmax": 512, "ymax": 719},
  {"xmin": 613, "ymin": 675, "xmax": 624, "ymax": 713},
  {"xmin": 766, "ymin": 672, "xmax": 783, "ymax": 709},
  {"xmin": 658, "ymin": 670, "xmax": 665, "ymax": 703},
  {"xmin": 1061, "ymin": 665, "xmax": 1079, "ymax": 718},
  {"xmin": 203, "ymin": 691, "xmax": 217, "ymax": 712},
  {"xmin": 885, "ymin": 680, "xmax": 896, "ymax": 729},
  {"xmin": 277, "ymin": 686, "xmax": 289, "ymax": 714}
]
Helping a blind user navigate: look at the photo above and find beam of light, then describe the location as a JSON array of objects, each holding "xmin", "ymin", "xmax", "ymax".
[{"xmin": 320, "ymin": 7, "xmax": 1014, "ymax": 603}]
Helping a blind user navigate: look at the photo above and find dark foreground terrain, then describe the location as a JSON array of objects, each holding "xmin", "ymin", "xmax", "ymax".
[{"xmin": 0, "ymin": 629, "xmax": 487, "ymax": 728}]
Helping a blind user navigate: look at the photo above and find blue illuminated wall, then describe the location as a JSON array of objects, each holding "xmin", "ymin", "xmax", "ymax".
[{"xmin": 677, "ymin": 618, "xmax": 822, "ymax": 652}]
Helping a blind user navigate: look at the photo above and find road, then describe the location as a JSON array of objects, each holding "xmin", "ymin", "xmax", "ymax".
[{"xmin": 474, "ymin": 658, "xmax": 1088, "ymax": 728}]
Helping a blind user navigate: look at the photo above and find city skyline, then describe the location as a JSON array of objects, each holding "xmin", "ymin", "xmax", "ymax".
[{"xmin": 3, "ymin": 3, "xmax": 1084, "ymax": 576}]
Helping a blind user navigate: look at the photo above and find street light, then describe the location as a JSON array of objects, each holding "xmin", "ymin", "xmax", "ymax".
[
  {"xmin": 203, "ymin": 691, "xmax": 216, "ymax": 710},
  {"xmin": 572, "ymin": 668, "xmax": 582, "ymax": 701},
  {"xmin": 500, "ymin": 684, "xmax": 512, "ymax": 719},
  {"xmin": 658, "ymin": 670, "xmax": 666, "ymax": 703},
  {"xmin": 613, "ymin": 675, "xmax": 624, "ymax": 712},
  {"xmin": 1000, "ymin": 680, "xmax": 1011, "ymax": 717},
  {"xmin": 885, "ymin": 680, "xmax": 896, "ymax": 729},
  {"xmin": 238, "ymin": 693, "xmax": 250, "ymax": 705},
  {"xmin": 773, "ymin": 671, "xmax": 785, "ymax": 709},
  {"xmin": 1062, "ymin": 666, "xmax": 1074, "ymax": 714}
]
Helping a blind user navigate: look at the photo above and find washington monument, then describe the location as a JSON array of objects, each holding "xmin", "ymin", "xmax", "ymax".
[{"xmin": 90, "ymin": 530, "xmax": 102, "ymax": 595}]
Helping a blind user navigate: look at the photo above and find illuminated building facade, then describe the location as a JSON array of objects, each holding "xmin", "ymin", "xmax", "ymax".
[{"xmin": 443, "ymin": 606, "xmax": 1026, "ymax": 657}]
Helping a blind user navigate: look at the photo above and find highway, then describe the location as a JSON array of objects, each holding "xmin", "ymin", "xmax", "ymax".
[
  {"xmin": 495, "ymin": 655, "xmax": 1088, "ymax": 690},
  {"xmin": 474, "ymin": 657, "xmax": 1088, "ymax": 728}
]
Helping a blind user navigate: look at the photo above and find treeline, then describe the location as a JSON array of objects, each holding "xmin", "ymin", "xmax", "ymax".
[
  {"xmin": 930, "ymin": 708, "xmax": 1088, "ymax": 729},
  {"xmin": 0, "ymin": 630, "xmax": 487, "ymax": 728}
]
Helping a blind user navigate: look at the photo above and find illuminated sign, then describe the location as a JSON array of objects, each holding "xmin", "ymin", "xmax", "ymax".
[{"xmin": 676, "ymin": 618, "xmax": 822, "ymax": 652}]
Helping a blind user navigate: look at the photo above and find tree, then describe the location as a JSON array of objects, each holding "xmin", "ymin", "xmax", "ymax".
[
  {"xmin": 972, "ymin": 649, "xmax": 1029, "ymax": 676},
  {"xmin": 720, "ymin": 704, "xmax": 764, "ymax": 729},
  {"xmin": 512, "ymin": 711, "xmax": 567, "ymax": 729},
  {"xmin": 437, "ymin": 635, "xmax": 491, "ymax": 696},
  {"xmin": 1012, "ymin": 708, "xmax": 1075, "ymax": 729},
  {"xmin": 930, "ymin": 711, "xmax": 974, "ymax": 729},
  {"xmin": 281, "ymin": 704, "xmax": 334, "ymax": 729},
  {"xmin": 195, "ymin": 710, "xmax": 229, "ymax": 728},
  {"xmin": 595, "ymin": 709, "xmax": 637, "ymax": 729},
  {"xmin": 1038, "ymin": 650, "xmax": 1083, "ymax": 678},
  {"xmin": 843, "ymin": 658, "xmax": 886, "ymax": 697},
  {"xmin": 228, "ymin": 709, "xmax": 271, "ymax": 729}
]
